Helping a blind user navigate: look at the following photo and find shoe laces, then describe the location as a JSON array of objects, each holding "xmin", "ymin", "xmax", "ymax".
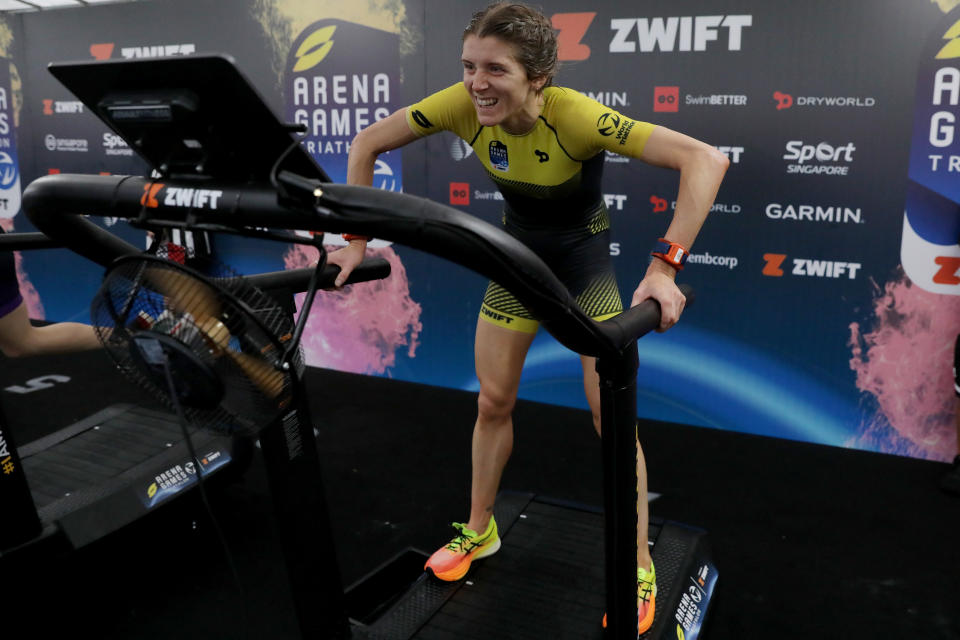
[
  {"xmin": 638, "ymin": 565, "xmax": 656, "ymax": 604},
  {"xmin": 445, "ymin": 522, "xmax": 473, "ymax": 552}
]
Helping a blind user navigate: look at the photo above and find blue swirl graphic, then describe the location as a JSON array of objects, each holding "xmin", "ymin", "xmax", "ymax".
[{"xmin": 464, "ymin": 326, "xmax": 859, "ymax": 447}]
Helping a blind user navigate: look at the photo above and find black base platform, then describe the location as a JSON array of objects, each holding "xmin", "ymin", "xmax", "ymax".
[
  {"xmin": 352, "ymin": 492, "xmax": 717, "ymax": 640},
  {"xmin": 2, "ymin": 403, "xmax": 244, "ymax": 557}
]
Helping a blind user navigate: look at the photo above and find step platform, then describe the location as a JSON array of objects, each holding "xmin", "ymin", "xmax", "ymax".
[{"xmin": 350, "ymin": 492, "xmax": 718, "ymax": 640}]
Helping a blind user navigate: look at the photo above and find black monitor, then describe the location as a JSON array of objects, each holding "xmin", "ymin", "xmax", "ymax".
[{"xmin": 48, "ymin": 53, "xmax": 330, "ymax": 183}]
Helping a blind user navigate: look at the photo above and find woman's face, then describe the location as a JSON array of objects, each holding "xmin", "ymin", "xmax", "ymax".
[{"xmin": 461, "ymin": 35, "xmax": 543, "ymax": 132}]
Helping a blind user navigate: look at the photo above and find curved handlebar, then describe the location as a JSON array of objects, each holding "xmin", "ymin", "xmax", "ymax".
[
  {"xmin": 0, "ymin": 231, "xmax": 61, "ymax": 250},
  {"xmin": 23, "ymin": 173, "xmax": 689, "ymax": 357}
]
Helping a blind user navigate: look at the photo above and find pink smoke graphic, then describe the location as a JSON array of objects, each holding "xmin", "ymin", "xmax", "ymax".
[
  {"xmin": 848, "ymin": 269, "xmax": 960, "ymax": 460},
  {"xmin": 0, "ymin": 217, "xmax": 45, "ymax": 319},
  {"xmin": 283, "ymin": 243, "xmax": 422, "ymax": 374}
]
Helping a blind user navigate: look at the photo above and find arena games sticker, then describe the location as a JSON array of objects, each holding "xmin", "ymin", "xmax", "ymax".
[
  {"xmin": 0, "ymin": 60, "xmax": 21, "ymax": 220},
  {"xmin": 285, "ymin": 19, "xmax": 403, "ymax": 190},
  {"xmin": 903, "ymin": 7, "xmax": 960, "ymax": 294},
  {"xmin": 137, "ymin": 448, "xmax": 231, "ymax": 509},
  {"xmin": 671, "ymin": 558, "xmax": 718, "ymax": 640}
]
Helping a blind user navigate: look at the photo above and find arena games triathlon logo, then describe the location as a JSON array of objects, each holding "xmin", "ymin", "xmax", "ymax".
[
  {"xmin": 286, "ymin": 19, "xmax": 401, "ymax": 193},
  {"xmin": 0, "ymin": 73, "xmax": 19, "ymax": 219},
  {"xmin": 901, "ymin": 11, "xmax": 960, "ymax": 293}
]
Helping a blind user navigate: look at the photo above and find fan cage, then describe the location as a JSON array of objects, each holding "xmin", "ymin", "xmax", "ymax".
[{"xmin": 91, "ymin": 254, "xmax": 304, "ymax": 437}]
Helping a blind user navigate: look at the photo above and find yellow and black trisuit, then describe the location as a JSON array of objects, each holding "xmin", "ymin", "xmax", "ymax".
[{"xmin": 406, "ymin": 83, "xmax": 656, "ymax": 333}]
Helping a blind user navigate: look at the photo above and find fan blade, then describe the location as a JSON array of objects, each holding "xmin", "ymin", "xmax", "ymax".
[
  {"xmin": 195, "ymin": 316, "xmax": 285, "ymax": 399},
  {"xmin": 145, "ymin": 266, "xmax": 222, "ymax": 323},
  {"xmin": 228, "ymin": 350, "xmax": 285, "ymax": 399}
]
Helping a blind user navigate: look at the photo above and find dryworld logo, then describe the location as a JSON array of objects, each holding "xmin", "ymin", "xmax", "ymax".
[
  {"xmin": 653, "ymin": 195, "xmax": 740, "ymax": 214},
  {"xmin": 610, "ymin": 15, "xmax": 753, "ymax": 53},
  {"xmin": 772, "ymin": 90, "xmax": 875, "ymax": 110}
]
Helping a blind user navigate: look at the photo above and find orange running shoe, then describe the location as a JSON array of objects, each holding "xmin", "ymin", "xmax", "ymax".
[
  {"xmin": 602, "ymin": 561, "xmax": 657, "ymax": 636},
  {"xmin": 424, "ymin": 516, "xmax": 501, "ymax": 581}
]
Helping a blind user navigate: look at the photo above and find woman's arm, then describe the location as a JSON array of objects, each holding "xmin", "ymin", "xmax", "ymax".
[
  {"xmin": 326, "ymin": 108, "xmax": 422, "ymax": 285},
  {"xmin": 632, "ymin": 126, "xmax": 730, "ymax": 330}
]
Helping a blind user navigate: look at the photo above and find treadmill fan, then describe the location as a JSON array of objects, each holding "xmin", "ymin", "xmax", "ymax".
[{"xmin": 91, "ymin": 254, "xmax": 302, "ymax": 437}]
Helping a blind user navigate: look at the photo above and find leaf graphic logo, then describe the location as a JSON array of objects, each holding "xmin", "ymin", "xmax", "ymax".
[{"xmin": 293, "ymin": 25, "xmax": 337, "ymax": 72}]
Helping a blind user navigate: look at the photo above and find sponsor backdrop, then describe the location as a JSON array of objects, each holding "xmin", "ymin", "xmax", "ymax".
[{"xmin": 3, "ymin": 0, "xmax": 959, "ymax": 461}]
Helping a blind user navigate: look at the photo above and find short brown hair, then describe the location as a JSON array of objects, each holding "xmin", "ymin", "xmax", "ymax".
[{"xmin": 463, "ymin": 3, "xmax": 559, "ymax": 88}]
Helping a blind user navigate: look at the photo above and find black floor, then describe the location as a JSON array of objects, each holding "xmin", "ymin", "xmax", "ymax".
[{"xmin": 1, "ymin": 349, "xmax": 958, "ymax": 639}]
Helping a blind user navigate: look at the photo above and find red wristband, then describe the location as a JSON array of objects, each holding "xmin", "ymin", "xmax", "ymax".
[{"xmin": 342, "ymin": 234, "xmax": 370, "ymax": 242}]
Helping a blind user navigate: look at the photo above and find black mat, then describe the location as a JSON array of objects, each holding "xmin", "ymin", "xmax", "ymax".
[{"xmin": 1, "ymin": 349, "xmax": 958, "ymax": 639}]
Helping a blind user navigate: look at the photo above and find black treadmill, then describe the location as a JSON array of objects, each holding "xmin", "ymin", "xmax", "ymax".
[
  {"xmin": 24, "ymin": 53, "xmax": 717, "ymax": 640},
  {"xmin": 0, "ymin": 232, "xmax": 385, "ymax": 560},
  {"xmin": 0, "ymin": 231, "xmax": 248, "ymax": 557}
]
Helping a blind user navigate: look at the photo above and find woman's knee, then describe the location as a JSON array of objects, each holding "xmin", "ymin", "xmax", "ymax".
[{"xmin": 477, "ymin": 384, "xmax": 517, "ymax": 422}]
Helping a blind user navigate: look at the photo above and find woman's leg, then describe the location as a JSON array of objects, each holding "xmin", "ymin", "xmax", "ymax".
[
  {"xmin": 0, "ymin": 302, "xmax": 100, "ymax": 358},
  {"xmin": 580, "ymin": 354, "xmax": 652, "ymax": 572},
  {"xmin": 466, "ymin": 318, "xmax": 536, "ymax": 533}
]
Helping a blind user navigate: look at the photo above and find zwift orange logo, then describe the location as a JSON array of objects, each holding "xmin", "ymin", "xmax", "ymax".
[
  {"xmin": 141, "ymin": 182, "xmax": 164, "ymax": 208},
  {"xmin": 293, "ymin": 25, "xmax": 337, "ymax": 72},
  {"xmin": 936, "ymin": 19, "xmax": 960, "ymax": 59},
  {"xmin": 42, "ymin": 99, "xmax": 53, "ymax": 115},
  {"xmin": 762, "ymin": 253, "xmax": 786, "ymax": 277},
  {"xmin": 90, "ymin": 43, "xmax": 114, "ymax": 60},
  {"xmin": 552, "ymin": 12, "xmax": 595, "ymax": 61}
]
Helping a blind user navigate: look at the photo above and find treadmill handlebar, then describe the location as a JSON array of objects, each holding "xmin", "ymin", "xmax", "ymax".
[
  {"xmin": 23, "ymin": 173, "xmax": 690, "ymax": 356},
  {"xmin": 0, "ymin": 232, "xmax": 61, "ymax": 250},
  {"xmin": 246, "ymin": 259, "xmax": 391, "ymax": 293}
]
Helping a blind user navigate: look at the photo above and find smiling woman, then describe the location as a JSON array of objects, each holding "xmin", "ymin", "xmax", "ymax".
[{"xmin": 331, "ymin": 2, "xmax": 730, "ymax": 635}]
